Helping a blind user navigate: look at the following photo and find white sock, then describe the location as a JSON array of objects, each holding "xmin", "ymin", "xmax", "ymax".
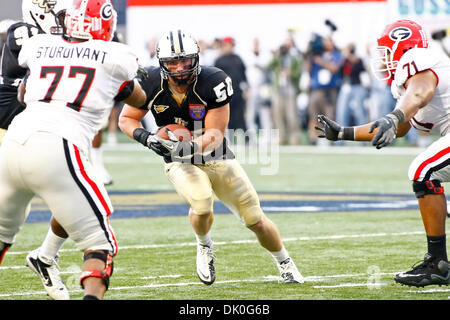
[
  {"xmin": 270, "ymin": 247, "xmax": 290, "ymax": 264},
  {"xmin": 38, "ymin": 228, "xmax": 67, "ymax": 263},
  {"xmin": 195, "ymin": 232, "xmax": 213, "ymax": 248},
  {"xmin": 90, "ymin": 147, "xmax": 103, "ymax": 167}
]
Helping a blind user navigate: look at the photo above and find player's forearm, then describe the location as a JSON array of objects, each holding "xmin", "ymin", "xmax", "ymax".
[
  {"xmin": 395, "ymin": 88, "xmax": 432, "ymax": 123},
  {"xmin": 350, "ymin": 113, "xmax": 410, "ymax": 141},
  {"xmin": 118, "ymin": 112, "xmax": 142, "ymax": 140},
  {"xmin": 395, "ymin": 69, "xmax": 437, "ymax": 122},
  {"xmin": 354, "ymin": 123, "xmax": 376, "ymax": 141},
  {"xmin": 193, "ymin": 128, "xmax": 224, "ymax": 153}
]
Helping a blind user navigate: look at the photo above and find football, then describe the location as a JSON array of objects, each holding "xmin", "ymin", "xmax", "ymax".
[{"xmin": 156, "ymin": 124, "xmax": 192, "ymax": 141}]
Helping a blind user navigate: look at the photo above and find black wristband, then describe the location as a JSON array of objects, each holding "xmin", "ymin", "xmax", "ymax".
[
  {"xmin": 342, "ymin": 127, "xmax": 355, "ymax": 141},
  {"xmin": 133, "ymin": 128, "xmax": 150, "ymax": 146}
]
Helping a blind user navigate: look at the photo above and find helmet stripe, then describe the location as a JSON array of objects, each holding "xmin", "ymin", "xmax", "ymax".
[
  {"xmin": 78, "ymin": 0, "xmax": 89, "ymax": 35},
  {"xmin": 169, "ymin": 30, "xmax": 175, "ymax": 54},
  {"xmin": 177, "ymin": 29, "xmax": 184, "ymax": 53},
  {"xmin": 170, "ymin": 29, "xmax": 182, "ymax": 54}
]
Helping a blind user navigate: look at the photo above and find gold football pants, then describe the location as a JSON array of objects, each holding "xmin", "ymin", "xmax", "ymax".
[{"xmin": 164, "ymin": 159, "xmax": 264, "ymax": 226}]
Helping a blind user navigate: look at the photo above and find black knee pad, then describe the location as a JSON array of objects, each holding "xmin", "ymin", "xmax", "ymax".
[
  {"xmin": 412, "ymin": 180, "xmax": 444, "ymax": 198},
  {"xmin": 79, "ymin": 250, "xmax": 114, "ymax": 290}
]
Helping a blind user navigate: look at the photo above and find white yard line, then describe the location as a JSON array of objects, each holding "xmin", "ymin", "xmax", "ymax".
[
  {"xmin": 3, "ymin": 230, "xmax": 424, "ymax": 257},
  {"xmin": 0, "ymin": 230, "xmax": 426, "ymax": 298},
  {"xmin": 313, "ymin": 283, "xmax": 389, "ymax": 289},
  {"xmin": 0, "ymin": 272, "xmax": 395, "ymax": 298}
]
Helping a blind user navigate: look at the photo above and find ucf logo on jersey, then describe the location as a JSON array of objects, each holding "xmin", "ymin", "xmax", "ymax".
[{"xmin": 174, "ymin": 117, "xmax": 188, "ymax": 127}]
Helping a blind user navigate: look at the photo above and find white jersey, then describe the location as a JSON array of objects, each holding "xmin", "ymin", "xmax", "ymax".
[
  {"xmin": 6, "ymin": 33, "xmax": 138, "ymax": 154},
  {"xmin": 391, "ymin": 46, "xmax": 450, "ymax": 136}
]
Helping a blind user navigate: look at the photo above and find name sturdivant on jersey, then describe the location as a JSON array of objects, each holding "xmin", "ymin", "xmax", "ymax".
[{"xmin": 36, "ymin": 46, "xmax": 108, "ymax": 64}]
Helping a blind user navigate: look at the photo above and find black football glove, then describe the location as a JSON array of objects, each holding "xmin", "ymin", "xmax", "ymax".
[
  {"xmin": 133, "ymin": 127, "xmax": 153, "ymax": 147},
  {"xmin": 149, "ymin": 129, "xmax": 198, "ymax": 162},
  {"xmin": 368, "ymin": 109, "xmax": 405, "ymax": 149},
  {"xmin": 315, "ymin": 115, "xmax": 342, "ymax": 141}
]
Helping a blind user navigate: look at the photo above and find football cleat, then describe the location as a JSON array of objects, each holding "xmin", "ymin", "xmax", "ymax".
[
  {"xmin": 277, "ymin": 258, "xmax": 304, "ymax": 284},
  {"xmin": 394, "ymin": 253, "xmax": 450, "ymax": 287},
  {"xmin": 99, "ymin": 165, "xmax": 113, "ymax": 186},
  {"xmin": 196, "ymin": 244, "xmax": 216, "ymax": 285},
  {"xmin": 0, "ymin": 242, "xmax": 11, "ymax": 264},
  {"xmin": 26, "ymin": 249, "xmax": 70, "ymax": 300},
  {"xmin": 94, "ymin": 163, "xmax": 113, "ymax": 186}
]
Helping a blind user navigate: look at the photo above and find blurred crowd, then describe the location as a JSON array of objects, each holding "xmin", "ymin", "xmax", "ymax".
[
  {"xmin": 2, "ymin": 17, "xmax": 447, "ymax": 148},
  {"xmin": 137, "ymin": 21, "xmax": 450, "ymax": 148}
]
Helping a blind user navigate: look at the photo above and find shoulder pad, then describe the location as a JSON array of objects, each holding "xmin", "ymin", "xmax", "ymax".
[
  {"xmin": 198, "ymin": 66, "xmax": 227, "ymax": 80},
  {"xmin": 196, "ymin": 66, "xmax": 233, "ymax": 107},
  {"xmin": 394, "ymin": 47, "xmax": 440, "ymax": 85},
  {"xmin": 6, "ymin": 23, "xmax": 39, "ymax": 51},
  {"xmin": 138, "ymin": 66, "xmax": 162, "ymax": 110},
  {"xmin": 140, "ymin": 66, "xmax": 161, "ymax": 90}
]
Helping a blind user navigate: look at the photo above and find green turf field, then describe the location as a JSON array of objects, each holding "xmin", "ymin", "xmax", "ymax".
[{"xmin": 1, "ymin": 136, "xmax": 448, "ymax": 302}]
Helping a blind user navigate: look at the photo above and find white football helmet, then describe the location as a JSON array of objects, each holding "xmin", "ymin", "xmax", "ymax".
[
  {"xmin": 22, "ymin": 0, "xmax": 72, "ymax": 34},
  {"xmin": 157, "ymin": 29, "xmax": 201, "ymax": 85}
]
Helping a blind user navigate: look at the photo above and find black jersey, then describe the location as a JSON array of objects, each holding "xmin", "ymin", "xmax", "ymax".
[
  {"xmin": 1, "ymin": 22, "xmax": 39, "ymax": 87},
  {"xmin": 139, "ymin": 66, "xmax": 235, "ymax": 162},
  {"xmin": 0, "ymin": 22, "xmax": 40, "ymax": 129}
]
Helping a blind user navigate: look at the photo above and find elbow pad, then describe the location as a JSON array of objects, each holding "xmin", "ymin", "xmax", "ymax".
[{"xmin": 114, "ymin": 80, "xmax": 135, "ymax": 102}]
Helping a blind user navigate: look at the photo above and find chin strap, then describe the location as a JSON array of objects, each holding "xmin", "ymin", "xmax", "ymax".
[{"xmin": 79, "ymin": 251, "xmax": 114, "ymax": 290}]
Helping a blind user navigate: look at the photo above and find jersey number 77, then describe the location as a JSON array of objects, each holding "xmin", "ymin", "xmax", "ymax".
[{"xmin": 39, "ymin": 66, "xmax": 96, "ymax": 112}]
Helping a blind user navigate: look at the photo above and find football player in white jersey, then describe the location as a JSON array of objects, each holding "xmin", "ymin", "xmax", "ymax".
[
  {"xmin": 0, "ymin": 0, "xmax": 73, "ymax": 301},
  {"xmin": 119, "ymin": 29, "xmax": 304, "ymax": 285},
  {"xmin": 0, "ymin": 0, "xmax": 146, "ymax": 300},
  {"xmin": 316, "ymin": 19, "xmax": 450, "ymax": 287}
]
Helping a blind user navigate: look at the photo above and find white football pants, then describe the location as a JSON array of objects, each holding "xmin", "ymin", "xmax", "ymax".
[
  {"xmin": 408, "ymin": 133, "xmax": 450, "ymax": 183},
  {"xmin": 0, "ymin": 132, "xmax": 117, "ymax": 254}
]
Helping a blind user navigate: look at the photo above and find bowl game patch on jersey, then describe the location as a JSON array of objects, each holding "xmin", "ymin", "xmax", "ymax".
[{"xmin": 189, "ymin": 104, "xmax": 206, "ymax": 120}]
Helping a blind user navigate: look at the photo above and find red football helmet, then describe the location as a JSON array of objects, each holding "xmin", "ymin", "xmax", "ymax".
[
  {"xmin": 65, "ymin": 0, "xmax": 116, "ymax": 41},
  {"xmin": 371, "ymin": 19, "xmax": 428, "ymax": 80}
]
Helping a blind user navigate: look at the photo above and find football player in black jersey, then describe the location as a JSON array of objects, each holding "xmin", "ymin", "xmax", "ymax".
[{"xmin": 119, "ymin": 29, "xmax": 304, "ymax": 285}]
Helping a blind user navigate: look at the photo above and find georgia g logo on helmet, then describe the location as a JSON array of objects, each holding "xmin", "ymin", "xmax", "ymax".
[
  {"xmin": 100, "ymin": 3, "xmax": 113, "ymax": 20},
  {"xmin": 389, "ymin": 27, "xmax": 412, "ymax": 42}
]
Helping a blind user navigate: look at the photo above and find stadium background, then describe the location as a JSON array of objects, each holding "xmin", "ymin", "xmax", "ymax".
[
  {"xmin": 0, "ymin": 0, "xmax": 450, "ymax": 302},
  {"xmin": 1, "ymin": 0, "xmax": 449, "ymax": 59}
]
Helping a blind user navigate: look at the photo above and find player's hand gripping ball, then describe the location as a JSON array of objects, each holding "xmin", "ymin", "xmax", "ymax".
[
  {"xmin": 149, "ymin": 124, "xmax": 197, "ymax": 162},
  {"xmin": 156, "ymin": 124, "xmax": 192, "ymax": 141}
]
